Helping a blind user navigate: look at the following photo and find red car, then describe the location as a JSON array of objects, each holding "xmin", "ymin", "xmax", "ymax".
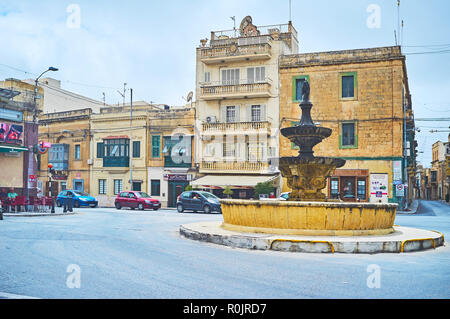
[{"xmin": 114, "ymin": 191, "xmax": 161, "ymax": 211}]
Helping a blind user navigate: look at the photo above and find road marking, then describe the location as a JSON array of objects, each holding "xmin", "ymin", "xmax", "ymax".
[{"xmin": 0, "ymin": 292, "xmax": 39, "ymax": 299}]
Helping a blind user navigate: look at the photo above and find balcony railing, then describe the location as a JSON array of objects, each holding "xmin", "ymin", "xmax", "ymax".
[
  {"xmin": 164, "ymin": 155, "xmax": 192, "ymax": 168},
  {"xmin": 200, "ymin": 43, "xmax": 271, "ymax": 63},
  {"xmin": 103, "ymin": 156, "xmax": 129, "ymax": 168},
  {"xmin": 200, "ymin": 79, "xmax": 272, "ymax": 100},
  {"xmin": 202, "ymin": 121, "xmax": 270, "ymax": 134},
  {"xmin": 200, "ymin": 161, "xmax": 269, "ymax": 173}
]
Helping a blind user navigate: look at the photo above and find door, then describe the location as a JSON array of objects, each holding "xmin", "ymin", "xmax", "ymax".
[
  {"xmin": 132, "ymin": 182, "xmax": 141, "ymax": 191},
  {"xmin": 119, "ymin": 191, "xmax": 129, "ymax": 207},
  {"xmin": 73, "ymin": 179, "xmax": 84, "ymax": 192},
  {"xmin": 191, "ymin": 192, "xmax": 203, "ymax": 211},
  {"xmin": 128, "ymin": 192, "xmax": 138, "ymax": 208},
  {"xmin": 340, "ymin": 177, "xmax": 356, "ymax": 202},
  {"xmin": 168, "ymin": 181, "xmax": 188, "ymax": 207}
]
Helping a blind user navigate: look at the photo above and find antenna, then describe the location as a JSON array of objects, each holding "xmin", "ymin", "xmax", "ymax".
[
  {"xmin": 289, "ymin": 0, "xmax": 292, "ymax": 22},
  {"xmin": 397, "ymin": 0, "xmax": 400, "ymax": 46},
  {"xmin": 187, "ymin": 91, "xmax": 193, "ymax": 103},
  {"xmin": 230, "ymin": 16, "xmax": 236, "ymax": 37}
]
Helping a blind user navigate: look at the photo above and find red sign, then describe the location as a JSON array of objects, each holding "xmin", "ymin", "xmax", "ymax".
[{"xmin": 29, "ymin": 175, "xmax": 36, "ymax": 182}]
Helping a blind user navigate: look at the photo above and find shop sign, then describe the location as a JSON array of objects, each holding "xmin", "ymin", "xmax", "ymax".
[
  {"xmin": 168, "ymin": 174, "xmax": 187, "ymax": 182},
  {"xmin": 393, "ymin": 160, "xmax": 402, "ymax": 181},
  {"xmin": 29, "ymin": 174, "xmax": 37, "ymax": 182},
  {"xmin": 0, "ymin": 122, "xmax": 23, "ymax": 145}
]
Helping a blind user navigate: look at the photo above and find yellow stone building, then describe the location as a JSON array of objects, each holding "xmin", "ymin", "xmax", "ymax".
[
  {"xmin": 37, "ymin": 108, "xmax": 92, "ymax": 197},
  {"xmin": 90, "ymin": 104, "xmax": 150, "ymax": 207},
  {"xmin": 0, "ymin": 79, "xmax": 43, "ymax": 196},
  {"xmin": 147, "ymin": 106, "xmax": 196, "ymax": 208},
  {"xmin": 279, "ymin": 46, "xmax": 416, "ymax": 206}
]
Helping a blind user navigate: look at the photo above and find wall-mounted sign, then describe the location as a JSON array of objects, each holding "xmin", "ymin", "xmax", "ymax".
[
  {"xmin": 0, "ymin": 122, "xmax": 23, "ymax": 145},
  {"xmin": 29, "ymin": 175, "xmax": 36, "ymax": 182},
  {"xmin": 393, "ymin": 160, "xmax": 402, "ymax": 182},
  {"xmin": 168, "ymin": 174, "xmax": 187, "ymax": 182},
  {"xmin": 370, "ymin": 173, "xmax": 389, "ymax": 203},
  {"xmin": 396, "ymin": 184, "xmax": 404, "ymax": 197},
  {"xmin": 0, "ymin": 108, "xmax": 23, "ymax": 122}
]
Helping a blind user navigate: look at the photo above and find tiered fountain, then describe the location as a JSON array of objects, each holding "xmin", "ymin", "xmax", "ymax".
[{"xmin": 220, "ymin": 80, "xmax": 399, "ymax": 236}]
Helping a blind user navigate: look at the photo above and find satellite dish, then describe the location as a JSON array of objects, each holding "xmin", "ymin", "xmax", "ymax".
[{"xmin": 186, "ymin": 91, "xmax": 193, "ymax": 102}]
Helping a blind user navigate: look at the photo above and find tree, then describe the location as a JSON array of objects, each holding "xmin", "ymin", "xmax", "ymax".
[
  {"xmin": 185, "ymin": 184, "xmax": 193, "ymax": 191},
  {"xmin": 223, "ymin": 186, "xmax": 233, "ymax": 198},
  {"xmin": 254, "ymin": 182, "xmax": 273, "ymax": 199}
]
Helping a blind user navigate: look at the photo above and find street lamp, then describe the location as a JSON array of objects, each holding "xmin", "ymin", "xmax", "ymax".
[{"xmin": 25, "ymin": 67, "xmax": 58, "ymax": 211}]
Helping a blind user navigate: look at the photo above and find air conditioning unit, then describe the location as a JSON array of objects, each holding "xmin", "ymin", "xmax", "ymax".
[
  {"xmin": 206, "ymin": 116, "xmax": 217, "ymax": 123},
  {"xmin": 87, "ymin": 159, "xmax": 93, "ymax": 165}
]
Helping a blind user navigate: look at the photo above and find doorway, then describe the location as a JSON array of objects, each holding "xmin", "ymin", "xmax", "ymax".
[{"xmin": 168, "ymin": 181, "xmax": 188, "ymax": 207}]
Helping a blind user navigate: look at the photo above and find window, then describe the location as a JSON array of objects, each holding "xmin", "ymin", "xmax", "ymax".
[
  {"xmin": 48, "ymin": 144, "xmax": 69, "ymax": 170},
  {"xmin": 330, "ymin": 178, "xmax": 339, "ymax": 199},
  {"xmin": 221, "ymin": 68, "xmax": 240, "ymax": 85},
  {"xmin": 151, "ymin": 180, "xmax": 161, "ymax": 196},
  {"xmin": 292, "ymin": 75, "xmax": 310, "ymax": 102},
  {"xmin": 61, "ymin": 182, "xmax": 67, "ymax": 191},
  {"xmin": 204, "ymin": 72, "xmax": 211, "ymax": 83},
  {"xmin": 152, "ymin": 135, "xmax": 160, "ymax": 158},
  {"xmin": 357, "ymin": 178, "xmax": 366, "ymax": 200},
  {"xmin": 251, "ymin": 105, "xmax": 261, "ymax": 122},
  {"xmin": 132, "ymin": 141, "xmax": 140, "ymax": 158},
  {"xmin": 99, "ymin": 179, "xmax": 107, "ymax": 194},
  {"xmin": 247, "ymin": 66, "xmax": 265, "ymax": 83},
  {"xmin": 340, "ymin": 72, "xmax": 357, "ymax": 99},
  {"xmin": 223, "ymin": 142, "xmax": 236, "ymax": 158},
  {"xmin": 105, "ymin": 139, "xmax": 129, "ymax": 157},
  {"xmin": 341, "ymin": 122, "xmax": 357, "ymax": 148},
  {"xmin": 74, "ymin": 144, "xmax": 81, "ymax": 160},
  {"xmin": 226, "ymin": 106, "xmax": 236, "ymax": 123},
  {"xmin": 97, "ymin": 142, "xmax": 104, "ymax": 158},
  {"xmin": 114, "ymin": 179, "xmax": 123, "ymax": 195}
]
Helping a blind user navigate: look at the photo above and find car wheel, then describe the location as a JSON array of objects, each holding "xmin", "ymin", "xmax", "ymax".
[
  {"xmin": 153, "ymin": 208, "xmax": 159, "ymax": 211},
  {"xmin": 177, "ymin": 204, "xmax": 184, "ymax": 213},
  {"xmin": 203, "ymin": 205, "xmax": 211, "ymax": 214},
  {"xmin": 115, "ymin": 202, "xmax": 121, "ymax": 210},
  {"xmin": 138, "ymin": 203, "xmax": 144, "ymax": 210},
  {"xmin": 56, "ymin": 200, "xmax": 62, "ymax": 207},
  {"xmin": 73, "ymin": 200, "xmax": 80, "ymax": 208}
]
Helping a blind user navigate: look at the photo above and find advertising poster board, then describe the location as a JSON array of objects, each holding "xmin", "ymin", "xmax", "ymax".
[
  {"xmin": 0, "ymin": 122, "xmax": 23, "ymax": 145},
  {"xmin": 370, "ymin": 173, "xmax": 389, "ymax": 203}
]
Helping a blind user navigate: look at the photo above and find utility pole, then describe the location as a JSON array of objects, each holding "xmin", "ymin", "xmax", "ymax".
[{"xmin": 130, "ymin": 88, "xmax": 133, "ymax": 191}]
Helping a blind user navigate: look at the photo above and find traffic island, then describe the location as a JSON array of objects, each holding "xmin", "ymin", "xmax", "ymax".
[
  {"xmin": 3, "ymin": 212, "xmax": 77, "ymax": 217},
  {"xmin": 180, "ymin": 221, "xmax": 445, "ymax": 254}
]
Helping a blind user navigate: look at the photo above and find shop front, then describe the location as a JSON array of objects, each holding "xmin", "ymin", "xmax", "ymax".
[{"xmin": 328, "ymin": 169, "xmax": 369, "ymax": 202}]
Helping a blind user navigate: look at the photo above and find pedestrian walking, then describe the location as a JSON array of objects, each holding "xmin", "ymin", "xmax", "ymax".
[{"xmin": 63, "ymin": 191, "xmax": 73, "ymax": 213}]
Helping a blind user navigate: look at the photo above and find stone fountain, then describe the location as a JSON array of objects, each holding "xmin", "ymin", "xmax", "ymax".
[
  {"xmin": 279, "ymin": 80, "xmax": 346, "ymax": 202},
  {"xmin": 219, "ymin": 80, "xmax": 399, "ymax": 236}
]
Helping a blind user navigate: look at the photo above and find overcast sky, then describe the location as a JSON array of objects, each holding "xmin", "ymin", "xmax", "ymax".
[{"xmin": 1, "ymin": 0, "xmax": 449, "ymax": 167}]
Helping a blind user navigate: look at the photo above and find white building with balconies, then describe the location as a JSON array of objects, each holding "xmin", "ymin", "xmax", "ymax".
[{"xmin": 192, "ymin": 16, "xmax": 299, "ymax": 198}]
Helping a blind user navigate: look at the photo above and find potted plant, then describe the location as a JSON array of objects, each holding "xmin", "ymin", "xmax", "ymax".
[{"xmin": 223, "ymin": 186, "xmax": 233, "ymax": 199}]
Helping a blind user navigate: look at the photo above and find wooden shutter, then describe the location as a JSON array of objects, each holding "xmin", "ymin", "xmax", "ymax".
[{"xmin": 261, "ymin": 104, "xmax": 267, "ymax": 121}]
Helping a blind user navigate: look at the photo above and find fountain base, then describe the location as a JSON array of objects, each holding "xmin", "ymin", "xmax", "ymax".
[{"xmin": 220, "ymin": 199, "xmax": 398, "ymax": 236}]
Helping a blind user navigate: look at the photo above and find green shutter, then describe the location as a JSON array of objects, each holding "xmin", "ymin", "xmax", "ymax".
[
  {"xmin": 97, "ymin": 142, "xmax": 104, "ymax": 158},
  {"xmin": 133, "ymin": 141, "xmax": 140, "ymax": 158},
  {"xmin": 152, "ymin": 136, "xmax": 160, "ymax": 158}
]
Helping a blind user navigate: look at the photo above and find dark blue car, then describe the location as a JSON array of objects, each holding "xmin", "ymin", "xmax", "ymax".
[
  {"xmin": 56, "ymin": 190, "xmax": 98, "ymax": 208},
  {"xmin": 176, "ymin": 191, "xmax": 221, "ymax": 214}
]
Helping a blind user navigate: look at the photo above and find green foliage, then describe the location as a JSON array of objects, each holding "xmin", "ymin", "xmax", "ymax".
[
  {"xmin": 223, "ymin": 186, "xmax": 233, "ymax": 197},
  {"xmin": 254, "ymin": 182, "xmax": 273, "ymax": 198},
  {"xmin": 185, "ymin": 185, "xmax": 193, "ymax": 191}
]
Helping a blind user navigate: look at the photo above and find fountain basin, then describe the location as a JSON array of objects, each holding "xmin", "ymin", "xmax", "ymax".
[{"xmin": 220, "ymin": 199, "xmax": 398, "ymax": 236}]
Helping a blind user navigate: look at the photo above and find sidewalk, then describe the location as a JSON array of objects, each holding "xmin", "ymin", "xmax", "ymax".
[
  {"xmin": 396, "ymin": 199, "xmax": 419, "ymax": 215},
  {"xmin": 2, "ymin": 211, "xmax": 76, "ymax": 217}
]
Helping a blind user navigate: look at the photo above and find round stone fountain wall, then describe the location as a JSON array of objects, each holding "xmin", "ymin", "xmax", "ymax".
[{"xmin": 220, "ymin": 199, "xmax": 398, "ymax": 236}]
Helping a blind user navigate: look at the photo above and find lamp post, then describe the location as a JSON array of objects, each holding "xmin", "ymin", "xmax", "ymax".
[{"xmin": 26, "ymin": 67, "xmax": 58, "ymax": 211}]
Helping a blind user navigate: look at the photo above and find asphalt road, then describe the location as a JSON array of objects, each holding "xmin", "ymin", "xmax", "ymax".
[{"xmin": 0, "ymin": 200, "xmax": 449, "ymax": 299}]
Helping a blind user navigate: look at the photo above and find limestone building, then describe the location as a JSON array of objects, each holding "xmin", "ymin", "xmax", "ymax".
[
  {"xmin": 37, "ymin": 108, "xmax": 92, "ymax": 197},
  {"xmin": 147, "ymin": 106, "xmax": 196, "ymax": 208},
  {"xmin": 279, "ymin": 46, "xmax": 416, "ymax": 207},
  {"xmin": 192, "ymin": 16, "xmax": 299, "ymax": 198}
]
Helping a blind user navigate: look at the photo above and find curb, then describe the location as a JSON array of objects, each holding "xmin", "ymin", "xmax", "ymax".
[
  {"xmin": 180, "ymin": 222, "xmax": 445, "ymax": 254},
  {"xmin": 3, "ymin": 212, "xmax": 77, "ymax": 217}
]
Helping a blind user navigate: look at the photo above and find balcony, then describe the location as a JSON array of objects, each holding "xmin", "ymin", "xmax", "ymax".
[
  {"xmin": 103, "ymin": 156, "xmax": 129, "ymax": 168},
  {"xmin": 200, "ymin": 43, "xmax": 272, "ymax": 65},
  {"xmin": 200, "ymin": 161, "xmax": 270, "ymax": 174},
  {"xmin": 164, "ymin": 155, "xmax": 192, "ymax": 168},
  {"xmin": 202, "ymin": 121, "xmax": 271, "ymax": 136},
  {"xmin": 200, "ymin": 79, "xmax": 272, "ymax": 100}
]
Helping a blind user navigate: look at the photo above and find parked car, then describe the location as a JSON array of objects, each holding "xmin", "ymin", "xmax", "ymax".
[
  {"xmin": 114, "ymin": 191, "xmax": 161, "ymax": 210},
  {"xmin": 176, "ymin": 191, "xmax": 221, "ymax": 214},
  {"xmin": 56, "ymin": 190, "xmax": 98, "ymax": 208}
]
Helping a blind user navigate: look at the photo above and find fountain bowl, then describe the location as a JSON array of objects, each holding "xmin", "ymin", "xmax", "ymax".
[{"xmin": 220, "ymin": 199, "xmax": 398, "ymax": 236}]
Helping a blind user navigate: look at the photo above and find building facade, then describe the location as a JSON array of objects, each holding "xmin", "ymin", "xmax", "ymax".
[
  {"xmin": 90, "ymin": 105, "xmax": 149, "ymax": 207},
  {"xmin": 147, "ymin": 107, "xmax": 196, "ymax": 208},
  {"xmin": 0, "ymin": 79, "xmax": 43, "ymax": 200},
  {"xmin": 192, "ymin": 16, "xmax": 299, "ymax": 198},
  {"xmin": 279, "ymin": 46, "xmax": 416, "ymax": 207},
  {"xmin": 37, "ymin": 108, "xmax": 92, "ymax": 197},
  {"xmin": 430, "ymin": 138, "xmax": 450, "ymax": 201}
]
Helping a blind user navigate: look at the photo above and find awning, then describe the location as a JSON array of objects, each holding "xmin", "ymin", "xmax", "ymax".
[
  {"xmin": 0, "ymin": 145, "xmax": 28, "ymax": 153},
  {"xmin": 191, "ymin": 174, "xmax": 278, "ymax": 188}
]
